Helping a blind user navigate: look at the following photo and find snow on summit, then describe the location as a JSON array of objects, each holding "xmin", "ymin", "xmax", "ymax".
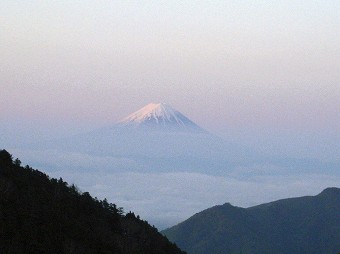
[
  {"xmin": 120, "ymin": 103, "xmax": 183, "ymax": 125},
  {"xmin": 117, "ymin": 103, "xmax": 204, "ymax": 132}
]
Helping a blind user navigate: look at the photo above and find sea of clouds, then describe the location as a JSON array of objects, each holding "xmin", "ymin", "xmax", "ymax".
[{"xmin": 10, "ymin": 148, "xmax": 340, "ymax": 229}]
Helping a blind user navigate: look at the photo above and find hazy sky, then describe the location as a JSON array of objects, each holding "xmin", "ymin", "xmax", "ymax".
[
  {"xmin": 1, "ymin": 1, "xmax": 339, "ymax": 228},
  {"xmin": 1, "ymin": 1, "xmax": 339, "ymax": 134}
]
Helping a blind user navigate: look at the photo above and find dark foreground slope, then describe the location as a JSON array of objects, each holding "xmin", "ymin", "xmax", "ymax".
[
  {"xmin": 163, "ymin": 187, "xmax": 340, "ymax": 254},
  {"xmin": 0, "ymin": 149, "xmax": 185, "ymax": 254}
]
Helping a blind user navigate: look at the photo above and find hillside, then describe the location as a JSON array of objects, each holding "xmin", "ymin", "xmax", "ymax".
[
  {"xmin": 0, "ymin": 149, "xmax": 185, "ymax": 254},
  {"xmin": 163, "ymin": 187, "xmax": 340, "ymax": 254}
]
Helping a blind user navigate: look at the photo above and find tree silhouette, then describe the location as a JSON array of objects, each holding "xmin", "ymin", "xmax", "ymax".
[{"xmin": 0, "ymin": 149, "xmax": 185, "ymax": 254}]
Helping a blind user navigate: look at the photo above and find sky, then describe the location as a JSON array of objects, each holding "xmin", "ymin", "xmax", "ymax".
[
  {"xmin": 1, "ymin": 1, "xmax": 339, "ymax": 229},
  {"xmin": 1, "ymin": 1, "xmax": 339, "ymax": 135}
]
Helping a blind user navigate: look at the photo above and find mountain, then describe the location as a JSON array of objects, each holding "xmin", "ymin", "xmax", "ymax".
[
  {"xmin": 117, "ymin": 102, "xmax": 205, "ymax": 133},
  {"xmin": 162, "ymin": 188, "xmax": 340, "ymax": 254},
  {"xmin": 10, "ymin": 102, "xmax": 337, "ymax": 177},
  {"xmin": 36, "ymin": 103, "xmax": 254, "ymax": 173},
  {"xmin": 18, "ymin": 102, "xmax": 334, "ymax": 176},
  {"xmin": 0, "ymin": 149, "xmax": 186, "ymax": 254}
]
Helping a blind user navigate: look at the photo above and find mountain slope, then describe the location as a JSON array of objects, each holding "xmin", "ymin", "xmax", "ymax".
[
  {"xmin": 8, "ymin": 103, "xmax": 339, "ymax": 177},
  {"xmin": 36, "ymin": 103, "xmax": 254, "ymax": 173},
  {"xmin": 162, "ymin": 188, "xmax": 340, "ymax": 254},
  {"xmin": 0, "ymin": 149, "xmax": 185, "ymax": 254}
]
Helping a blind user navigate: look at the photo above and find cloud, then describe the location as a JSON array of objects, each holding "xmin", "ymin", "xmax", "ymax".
[
  {"xmin": 8, "ymin": 148, "xmax": 340, "ymax": 229},
  {"xmin": 44, "ymin": 169, "xmax": 340, "ymax": 230}
]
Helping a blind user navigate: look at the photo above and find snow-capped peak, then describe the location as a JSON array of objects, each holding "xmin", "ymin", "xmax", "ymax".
[
  {"xmin": 117, "ymin": 103, "xmax": 204, "ymax": 132},
  {"xmin": 119, "ymin": 103, "xmax": 182, "ymax": 125}
]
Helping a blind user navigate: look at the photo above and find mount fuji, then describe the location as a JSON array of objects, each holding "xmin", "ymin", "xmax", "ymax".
[
  {"xmin": 34, "ymin": 102, "xmax": 254, "ymax": 174},
  {"xmin": 117, "ymin": 103, "xmax": 205, "ymax": 133},
  {"xmin": 21, "ymin": 102, "xmax": 332, "ymax": 176}
]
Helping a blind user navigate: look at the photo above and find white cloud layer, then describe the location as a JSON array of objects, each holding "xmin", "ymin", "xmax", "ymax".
[{"xmin": 9, "ymin": 148, "xmax": 339, "ymax": 229}]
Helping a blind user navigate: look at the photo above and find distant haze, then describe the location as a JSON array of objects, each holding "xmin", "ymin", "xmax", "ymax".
[
  {"xmin": 5, "ymin": 102, "xmax": 340, "ymax": 229},
  {"xmin": 1, "ymin": 1, "xmax": 339, "ymax": 229},
  {"xmin": 1, "ymin": 1, "xmax": 339, "ymax": 135}
]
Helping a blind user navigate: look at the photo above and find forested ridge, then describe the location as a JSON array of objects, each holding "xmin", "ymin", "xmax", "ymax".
[
  {"xmin": 163, "ymin": 186, "xmax": 340, "ymax": 254},
  {"xmin": 0, "ymin": 149, "xmax": 185, "ymax": 254}
]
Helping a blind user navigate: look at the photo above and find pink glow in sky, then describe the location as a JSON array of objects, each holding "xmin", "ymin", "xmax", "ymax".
[
  {"xmin": 1, "ymin": 2, "xmax": 339, "ymax": 229},
  {"xmin": 1, "ymin": 1, "xmax": 339, "ymax": 134}
]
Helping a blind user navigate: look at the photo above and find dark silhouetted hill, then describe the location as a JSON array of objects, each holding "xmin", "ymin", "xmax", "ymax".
[
  {"xmin": 163, "ymin": 187, "xmax": 340, "ymax": 254},
  {"xmin": 0, "ymin": 149, "xmax": 185, "ymax": 254}
]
